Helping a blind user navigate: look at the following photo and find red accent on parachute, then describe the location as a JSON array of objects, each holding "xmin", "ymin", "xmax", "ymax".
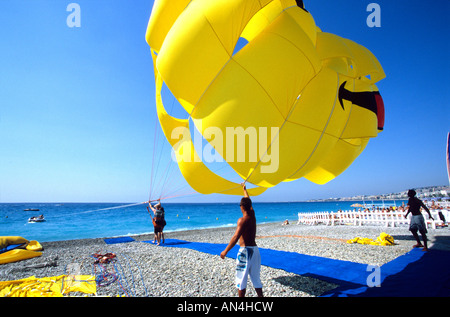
[{"xmin": 375, "ymin": 94, "xmax": 385, "ymax": 131}]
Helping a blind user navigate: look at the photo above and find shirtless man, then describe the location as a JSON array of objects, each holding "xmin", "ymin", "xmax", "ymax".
[
  {"xmin": 220, "ymin": 183, "xmax": 263, "ymax": 297},
  {"xmin": 405, "ymin": 189, "xmax": 434, "ymax": 251}
]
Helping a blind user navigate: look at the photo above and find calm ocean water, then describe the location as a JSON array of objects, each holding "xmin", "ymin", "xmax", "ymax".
[{"xmin": 0, "ymin": 201, "xmax": 404, "ymax": 242}]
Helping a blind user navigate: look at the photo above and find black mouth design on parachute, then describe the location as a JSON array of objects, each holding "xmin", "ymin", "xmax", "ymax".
[
  {"xmin": 296, "ymin": 0, "xmax": 308, "ymax": 12},
  {"xmin": 338, "ymin": 81, "xmax": 385, "ymax": 131}
]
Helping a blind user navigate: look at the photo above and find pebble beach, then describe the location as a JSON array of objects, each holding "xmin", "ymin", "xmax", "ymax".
[{"xmin": 2, "ymin": 222, "xmax": 449, "ymax": 297}]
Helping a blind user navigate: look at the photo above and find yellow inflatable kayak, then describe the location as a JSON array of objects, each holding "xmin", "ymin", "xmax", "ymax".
[
  {"xmin": 26, "ymin": 240, "xmax": 43, "ymax": 251},
  {"xmin": 0, "ymin": 236, "xmax": 43, "ymax": 264},
  {"xmin": 0, "ymin": 236, "xmax": 29, "ymax": 250},
  {"xmin": 0, "ymin": 249, "xmax": 42, "ymax": 265}
]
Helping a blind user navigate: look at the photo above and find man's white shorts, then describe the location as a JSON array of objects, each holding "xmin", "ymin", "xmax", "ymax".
[{"xmin": 235, "ymin": 246, "xmax": 262, "ymax": 290}]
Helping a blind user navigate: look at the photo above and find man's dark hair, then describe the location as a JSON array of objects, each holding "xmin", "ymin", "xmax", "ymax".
[{"xmin": 240, "ymin": 197, "xmax": 252, "ymax": 211}]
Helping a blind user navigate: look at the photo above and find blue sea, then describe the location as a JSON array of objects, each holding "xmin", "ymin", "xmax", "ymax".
[{"xmin": 0, "ymin": 201, "xmax": 404, "ymax": 242}]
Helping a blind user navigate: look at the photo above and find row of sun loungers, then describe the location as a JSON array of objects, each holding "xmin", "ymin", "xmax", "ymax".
[{"xmin": 298, "ymin": 209, "xmax": 449, "ymax": 229}]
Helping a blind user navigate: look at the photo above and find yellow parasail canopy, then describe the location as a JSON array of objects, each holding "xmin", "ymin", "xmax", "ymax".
[{"xmin": 145, "ymin": 0, "xmax": 385, "ymax": 196}]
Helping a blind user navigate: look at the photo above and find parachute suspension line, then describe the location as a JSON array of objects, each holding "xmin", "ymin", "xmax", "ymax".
[
  {"xmin": 159, "ymin": 158, "xmax": 181, "ymax": 199},
  {"xmin": 149, "ymin": 90, "xmax": 186, "ymax": 202},
  {"xmin": 150, "ymin": 125, "xmax": 168, "ymax": 200},
  {"xmin": 154, "ymin": 151, "xmax": 176, "ymax": 200},
  {"xmin": 159, "ymin": 189, "xmax": 198, "ymax": 202},
  {"xmin": 75, "ymin": 201, "xmax": 151, "ymax": 215},
  {"xmin": 156, "ymin": 108, "xmax": 178, "ymax": 198},
  {"xmin": 151, "ymin": 149, "xmax": 169, "ymax": 197},
  {"xmin": 156, "ymin": 96, "xmax": 182, "ymax": 200},
  {"xmin": 149, "ymin": 114, "xmax": 160, "ymax": 201},
  {"xmin": 160, "ymin": 179, "xmax": 194, "ymax": 201}
]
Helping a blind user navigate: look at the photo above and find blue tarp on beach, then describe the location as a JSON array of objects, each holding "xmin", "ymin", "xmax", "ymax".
[
  {"xmin": 142, "ymin": 238, "xmax": 450, "ymax": 297},
  {"xmin": 104, "ymin": 236, "xmax": 135, "ymax": 245},
  {"xmin": 143, "ymin": 239, "xmax": 368, "ymax": 285},
  {"xmin": 324, "ymin": 248, "xmax": 450, "ymax": 297}
]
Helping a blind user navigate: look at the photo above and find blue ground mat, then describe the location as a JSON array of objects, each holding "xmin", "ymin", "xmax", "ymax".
[
  {"xmin": 142, "ymin": 239, "xmax": 368, "ymax": 286},
  {"xmin": 324, "ymin": 248, "xmax": 450, "ymax": 297},
  {"xmin": 142, "ymin": 239, "xmax": 450, "ymax": 297},
  {"xmin": 104, "ymin": 236, "xmax": 135, "ymax": 245},
  {"xmin": 142, "ymin": 239, "xmax": 240, "ymax": 255}
]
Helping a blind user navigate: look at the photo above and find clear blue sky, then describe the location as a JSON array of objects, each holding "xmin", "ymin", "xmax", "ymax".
[{"xmin": 1, "ymin": 0, "xmax": 449, "ymax": 203}]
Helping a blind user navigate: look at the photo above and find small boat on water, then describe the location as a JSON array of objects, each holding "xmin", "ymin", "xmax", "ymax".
[
  {"xmin": 24, "ymin": 208, "xmax": 40, "ymax": 211},
  {"xmin": 28, "ymin": 215, "xmax": 45, "ymax": 223}
]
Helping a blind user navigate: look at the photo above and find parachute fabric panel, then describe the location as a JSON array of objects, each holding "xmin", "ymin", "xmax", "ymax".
[
  {"xmin": 145, "ymin": 0, "xmax": 191, "ymax": 53},
  {"xmin": 146, "ymin": 0, "xmax": 385, "ymax": 195},
  {"xmin": 155, "ymin": 71, "xmax": 266, "ymax": 196}
]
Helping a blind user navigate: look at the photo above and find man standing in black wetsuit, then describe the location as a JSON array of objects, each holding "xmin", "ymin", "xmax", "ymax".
[{"xmin": 405, "ymin": 189, "xmax": 434, "ymax": 251}]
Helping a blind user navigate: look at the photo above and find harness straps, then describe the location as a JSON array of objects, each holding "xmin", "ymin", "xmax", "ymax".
[{"xmin": 92, "ymin": 252, "xmax": 116, "ymax": 264}]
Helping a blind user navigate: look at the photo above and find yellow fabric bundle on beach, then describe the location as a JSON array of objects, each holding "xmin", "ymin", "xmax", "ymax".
[
  {"xmin": 0, "ymin": 249, "xmax": 42, "ymax": 265},
  {"xmin": 347, "ymin": 237, "xmax": 373, "ymax": 245},
  {"xmin": 0, "ymin": 236, "xmax": 43, "ymax": 264},
  {"xmin": 0, "ymin": 275, "xmax": 97, "ymax": 297},
  {"xmin": 375, "ymin": 232, "xmax": 395, "ymax": 246},
  {"xmin": 347, "ymin": 232, "xmax": 394, "ymax": 246}
]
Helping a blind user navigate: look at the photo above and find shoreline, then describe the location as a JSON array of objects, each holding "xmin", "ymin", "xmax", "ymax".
[{"xmin": 2, "ymin": 222, "xmax": 449, "ymax": 297}]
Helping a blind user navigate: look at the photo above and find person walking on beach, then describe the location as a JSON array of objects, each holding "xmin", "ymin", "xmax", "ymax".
[
  {"xmin": 404, "ymin": 189, "xmax": 434, "ymax": 251},
  {"xmin": 148, "ymin": 200, "xmax": 166, "ymax": 245},
  {"xmin": 220, "ymin": 183, "xmax": 263, "ymax": 297}
]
